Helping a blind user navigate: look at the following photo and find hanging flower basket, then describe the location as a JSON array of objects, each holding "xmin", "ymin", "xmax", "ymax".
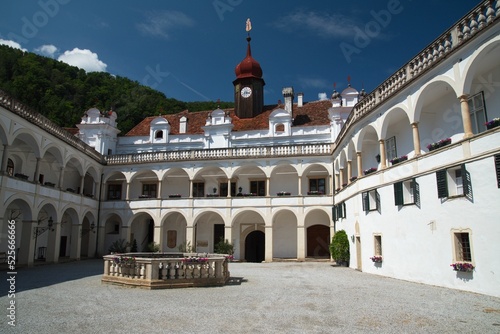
[
  {"xmin": 370, "ymin": 255, "xmax": 383, "ymax": 263},
  {"xmin": 390, "ymin": 155, "xmax": 408, "ymax": 165},
  {"xmin": 450, "ymin": 262, "xmax": 474, "ymax": 272},
  {"xmin": 427, "ymin": 138, "xmax": 451, "ymax": 151},
  {"xmin": 485, "ymin": 118, "xmax": 500, "ymax": 130}
]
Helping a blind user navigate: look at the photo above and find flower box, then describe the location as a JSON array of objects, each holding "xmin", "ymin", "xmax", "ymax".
[
  {"xmin": 243, "ymin": 193, "xmax": 257, "ymax": 197},
  {"xmin": 307, "ymin": 191, "xmax": 324, "ymax": 195},
  {"xmin": 139, "ymin": 194, "xmax": 152, "ymax": 199},
  {"xmin": 350, "ymin": 176, "xmax": 358, "ymax": 182},
  {"xmin": 277, "ymin": 191, "xmax": 291, "ymax": 196},
  {"xmin": 66, "ymin": 188, "xmax": 75, "ymax": 193},
  {"xmin": 364, "ymin": 167, "xmax": 377, "ymax": 175},
  {"xmin": 168, "ymin": 194, "xmax": 181, "ymax": 198},
  {"xmin": 485, "ymin": 118, "xmax": 500, "ymax": 130},
  {"xmin": 206, "ymin": 193, "xmax": 219, "ymax": 197},
  {"xmin": 450, "ymin": 262, "xmax": 474, "ymax": 272},
  {"xmin": 14, "ymin": 173, "xmax": 29, "ymax": 180},
  {"xmin": 370, "ymin": 255, "xmax": 383, "ymax": 263},
  {"xmin": 390, "ymin": 155, "xmax": 408, "ymax": 165},
  {"xmin": 44, "ymin": 182, "xmax": 55, "ymax": 187},
  {"xmin": 182, "ymin": 256, "xmax": 208, "ymax": 264},
  {"xmin": 427, "ymin": 138, "xmax": 451, "ymax": 151}
]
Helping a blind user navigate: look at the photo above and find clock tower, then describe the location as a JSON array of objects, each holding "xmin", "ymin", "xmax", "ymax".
[{"xmin": 233, "ymin": 33, "xmax": 265, "ymax": 119}]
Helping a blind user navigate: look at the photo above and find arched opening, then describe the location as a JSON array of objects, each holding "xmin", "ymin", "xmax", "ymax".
[
  {"xmin": 307, "ymin": 225, "xmax": 330, "ymax": 258},
  {"xmin": 155, "ymin": 130, "xmax": 163, "ymax": 139},
  {"xmin": 245, "ymin": 230, "xmax": 265, "ymax": 262}
]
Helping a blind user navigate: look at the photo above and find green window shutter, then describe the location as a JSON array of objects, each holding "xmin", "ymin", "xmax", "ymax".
[
  {"xmin": 394, "ymin": 182, "xmax": 403, "ymax": 206},
  {"xmin": 413, "ymin": 179, "xmax": 420, "ymax": 208},
  {"xmin": 461, "ymin": 164, "xmax": 473, "ymax": 201},
  {"xmin": 495, "ymin": 154, "xmax": 500, "ymax": 188},
  {"xmin": 332, "ymin": 205, "xmax": 338, "ymax": 222},
  {"xmin": 375, "ymin": 190, "xmax": 381, "ymax": 214},
  {"xmin": 342, "ymin": 202, "xmax": 346, "ymax": 219},
  {"xmin": 436, "ymin": 169, "xmax": 448, "ymax": 198},
  {"xmin": 362, "ymin": 191, "xmax": 369, "ymax": 212}
]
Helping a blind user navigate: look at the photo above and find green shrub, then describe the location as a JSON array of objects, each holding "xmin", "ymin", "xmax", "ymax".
[
  {"xmin": 108, "ymin": 239, "xmax": 129, "ymax": 254},
  {"xmin": 329, "ymin": 230, "xmax": 350, "ymax": 265},
  {"xmin": 214, "ymin": 238, "xmax": 234, "ymax": 255},
  {"xmin": 178, "ymin": 241, "xmax": 194, "ymax": 253},
  {"xmin": 146, "ymin": 241, "xmax": 160, "ymax": 252}
]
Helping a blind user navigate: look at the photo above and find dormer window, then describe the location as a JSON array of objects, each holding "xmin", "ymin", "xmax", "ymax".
[
  {"xmin": 275, "ymin": 124, "xmax": 285, "ymax": 133},
  {"xmin": 155, "ymin": 130, "xmax": 163, "ymax": 139}
]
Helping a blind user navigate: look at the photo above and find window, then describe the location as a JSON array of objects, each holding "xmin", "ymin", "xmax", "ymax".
[
  {"xmin": 220, "ymin": 182, "xmax": 236, "ymax": 197},
  {"xmin": 332, "ymin": 202, "xmax": 346, "ymax": 222},
  {"xmin": 385, "ymin": 136, "xmax": 397, "ymax": 162},
  {"xmin": 468, "ymin": 92, "xmax": 487, "ymax": 134},
  {"xmin": 7, "ymin": 158, "xmax": 14, "ymax": 176},
  {"xmin": 309, "ymin": 178, "xmax": 326, "ymax": 194},
  {"xmin": 142, "ymin": 184, "xmax": 157, "ymax": 198},
  {"xmin": 275, "ymin": 124, "xmax": 284, "ymax": 133},
  {"xmin": 436, "ymin": 164, "xmax": 472, "ymax": 200},
  {"xmin": 250, "ymin": 180, "xmax": 266, "ymax": 196},
  {"xmin": 167, "ymin": 230, "xmax": 177, "ymax": 249},
  {"xmin": 193, "ymin": 182, "xmax": 205, "ymax": 197},
  {"xmin": 394, "ymin": 179, "xmax": 420, "ymax": 207},
  {"xmin": 374, "ymin": 235, "xmax": 382, "ymax": 256},
  {"xmin": 453, "ymin": 231, "xmax": 472, "ymax": 262},
  {"xmin": 495, "ymin": 154, "xmax": 500, "ymax": 188},
  {"xmin": 155, "ymin": 130, "xmax": 163, "ymax": 139},
  {"xmin": 108, "ymin": 184, "xmax": 122, "ymax": 200},
  {"xmin": 362, "ymin": 189, "xmax": 380, "ymax": 213}
]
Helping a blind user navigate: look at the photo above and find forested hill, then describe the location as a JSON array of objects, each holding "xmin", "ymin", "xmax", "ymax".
[{"xmin": 0, "ymin": 45, "xmax": 233, "ymax": 134}]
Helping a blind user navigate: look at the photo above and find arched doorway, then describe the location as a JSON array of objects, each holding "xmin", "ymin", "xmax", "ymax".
[
  {"xmin": 245, "ymin": 231, "xmax": 265, "ymax": 262},
  {"xmin": 307, "ymin": 224, "xmax": 330, "ymax": 258}
]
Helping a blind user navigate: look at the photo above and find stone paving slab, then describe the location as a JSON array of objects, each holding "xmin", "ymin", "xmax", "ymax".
[{"xmin": 1, "ymin": 259, "xmax": 499, "ymax": 333}]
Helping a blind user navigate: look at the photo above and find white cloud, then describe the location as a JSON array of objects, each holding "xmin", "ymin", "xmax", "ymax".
[
  {"xmin": 0, "ymin": 39, "xmax": 27, "ymax": 51},
  {"xmin": 137, "ymin": 10, "xmax": 194, "ymax": 39},
  {"xmin": 34, "ymin": 44, "xmax": 58, "ymax": 58},
  {"xmin": 58, "ymin": 48, "xmax": 107, "ymax": 72},
  {"xmin": 298, "ymin": 77, "xmax": 329, "ymax": 89},
  {"xmin": 274, "ymin": 11, "xmax": 358, "ymax": 39}
]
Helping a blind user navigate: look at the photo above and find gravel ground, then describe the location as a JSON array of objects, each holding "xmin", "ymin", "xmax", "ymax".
[{"xmin": 1, "ymin": 259, "xmax": 499, "ymax": 333}]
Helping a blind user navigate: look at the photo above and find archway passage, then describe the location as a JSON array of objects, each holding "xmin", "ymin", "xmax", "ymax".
[
  {"xmin": 307, "ymin": 225, "xmax": 330, "ymax": 258},
  {"xmin": 245, "ymin": 231, "xmax": 265, "ymax": 262}
]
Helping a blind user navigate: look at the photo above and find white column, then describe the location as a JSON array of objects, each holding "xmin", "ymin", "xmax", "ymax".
[
  {"xmin": 70, "ymin": 224, "xmax": 82, "ymax": 260},
  {"xmin": 379, "ymin": 139, "xmax": 387, "ymax": 169},
  {"xmin": 297, "ymin": 225, "xmax": 306, "ymax": 261},
  {"xmin": 265, "ymin": 225, "xmax": 273, "ymax": 262},
  {"xmin": 459, "ymin": 94, "xmax": 474, "ymax": 138}
]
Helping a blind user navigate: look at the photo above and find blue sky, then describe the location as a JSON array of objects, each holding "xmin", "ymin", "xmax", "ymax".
[{"xmin": 0, "ymin": 1, "xmax": 477, "ymax": 104}]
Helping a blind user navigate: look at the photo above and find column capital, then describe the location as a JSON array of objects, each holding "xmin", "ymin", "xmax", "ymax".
[{"xmin": 458, "ymin": 94, "xmax": 470, "ymax": 101}]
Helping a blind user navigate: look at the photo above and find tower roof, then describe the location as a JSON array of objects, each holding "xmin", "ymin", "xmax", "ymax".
[{"xmin": 234, "ymin": 36, "xmax": 263, "ymax": 80}]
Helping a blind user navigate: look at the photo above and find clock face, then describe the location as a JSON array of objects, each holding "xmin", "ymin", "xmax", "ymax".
[{"xmin": 241, "ymin": 86, "xmax": 252, "ymax": 98}]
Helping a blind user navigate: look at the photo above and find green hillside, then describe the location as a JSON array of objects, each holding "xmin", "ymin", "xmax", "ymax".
[{"xmin": 0, "ymin": 45, "xmax": 233, "ymax": 134}]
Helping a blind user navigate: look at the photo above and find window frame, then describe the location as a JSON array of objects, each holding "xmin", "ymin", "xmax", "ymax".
[
  {"xmin": 374, "ymin": 234, "xmax": 382, "ymax": 257},
  {"xmin": 7, "ymin": 158, "xmax": 14, "ymax": 176},
  {"xmin": 107, "ymin": 183, "xmax": 122, "ymax": 200},
  {"xmin": 309, "ymin": 177, "xmax": 326, "ymax": 194},
  {"xmin": 394, "ymin": 178, "xmax": 420, "ymax": 207},
  {"xmin": 385, "ymin": 136, "xmax": 397, "ymax": 162},
  {"xmin": 362, "ymin": 189, "xmax": 380, "ymax": 213},
  {"xmin": 436, "ymin": 164, "xmax": 472, "ymax": 201},
  {"xmin": 468, "ymin": 91, "xmax": 487, "ymax": 134},
  {"xmin": 192, "ymin": 182, "xmax": 205, "ymax": 197},
  {"xmin": 451, "ymin": 229, "xmax": 474, "ymax": 264},
  {"xmin": 250, "ymin": 180, "xmax": 266, "ymax": 196},
  {"xmin": 142, "ymin": 183, "xmax": 157, "ymax": 198}
]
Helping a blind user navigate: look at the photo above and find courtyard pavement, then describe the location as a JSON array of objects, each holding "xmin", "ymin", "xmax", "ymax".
[{"xmin": 1, "ymin": 259, "xmax": 499, "ymax": 333}]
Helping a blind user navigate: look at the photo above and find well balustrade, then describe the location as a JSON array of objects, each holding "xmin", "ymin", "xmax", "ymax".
[{"xmin": 102, "ymin": 252, "xmax": 230, "ymax": 289}]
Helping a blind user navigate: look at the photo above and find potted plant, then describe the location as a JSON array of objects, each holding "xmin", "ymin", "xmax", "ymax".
[
  {"xmin": 390, "ymin": 155, "xmax": 408, "ymax": 165},
  {"xmin": 370, "ymin": 255, "xmax": 383, "ymax": 263},
  {"xmin": 329, "ymin": 230, "xmax": 350, "ymax": 266},
  {"xmin": 485, "ymin": 118, "xmax": 500, "ymax": 130},
  {"xmin": 427, "ymin": 138, "xmax": 451, "ymax": 151},
  {"xmin": 364, "ymin": 167, "xmax": 377, "ymax": 175}
]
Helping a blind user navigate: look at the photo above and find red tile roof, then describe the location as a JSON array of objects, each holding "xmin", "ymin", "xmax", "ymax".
[{"xmin": 125, "ymin": 100, "xmax": 332, "ymax": 136}]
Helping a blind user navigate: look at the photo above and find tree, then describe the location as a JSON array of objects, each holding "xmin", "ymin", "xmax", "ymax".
[{"xmin": 329, "ymin": 230, "xmax": 350, "ymax": 266}]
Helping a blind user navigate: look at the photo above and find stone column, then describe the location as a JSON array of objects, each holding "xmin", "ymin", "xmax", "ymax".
[
  {"xmin": 459, "ymin": 94, "xmax": 474, "ymax": 138},
  {"xmin": 379, "ymin": 140, "xmax": 387, "ymax": 169},
  {"xmin": 266, "ymin": 177, "xmax": 270, "ymax": 197},
  {"xmin": 186, "ymin": 226, "xmax": 194, "ymax": 251},
  {"xmin": 265, "ymin": 225, "xmax": 273, "ymax": 262},
  {"xmin": 297, "ymin": 176, "xmax": 302, "ymax": 196},
  {"xmin": 126, "ymin": 182, "xmax": 131, "ymax": 200},
  {"xmin": 157, "ymin": 180, "xmax": 162, "ymax": 199},
  {"xmin": 334, "ymin": 173, "xmax": 339, "ymax": 191},
  {"xmin": 33, "ymin": 158, "xmax": 41, "ymax": 183},
  {"xmin": 19, "ymin": 220, "xmax": 37, "ymax": 266},
  {"xmin": 339, "ymin": 168, "xmax": 344, "ymax": 188},
  {"xmin": 356, "ymin": 152, "xmax": 363, "ymax": 177},
  {"xmin": 411, "ymin": 122, "xmax": 422, "ymax": 156},
  {"xmin": 329, "ymin": 175, "xmax": 333, "ymax": 195},
  {"xmin": 46, "ymin": 220, "xmax": 61, "ymax": 263},
  {"xmin": 70, "ymin": 224, "xmax": 82, "ymax": 260},
  {"xmin": 296, "ymin": 225, "xmax": 306, "ymax": 261},
  {"xmin": 347, "ymin": 161, "xmax": 352, "ymax": 184},
  {"xmin": 58, "ymin": 167, "xmax": 65, "ymax": 189},
  {"xmin": 227, "ymin": 179, "xmax": 231, "ymax": 198},
  {"xmin": 189, "ymin": 180, "xmax": 193, "ymax": 198},
  {"xmin": 1, "ymin": 144, "xmax": 9, "ymax": 173},
  {"xmin": 79, "ymin": 175, "xmax": 85, "ymax": 194}
]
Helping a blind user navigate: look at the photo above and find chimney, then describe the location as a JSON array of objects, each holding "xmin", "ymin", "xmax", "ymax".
[
  {"xmin": 282, "ymin": 87, "xmax": 294, "ymax": 114},
  {"xmin": 297, "ymin": 92, "xmax": 303, "ymax": 107},
  {"xmin": 179, "ymin": 116, "xmax": 187, "ymax": 134}
]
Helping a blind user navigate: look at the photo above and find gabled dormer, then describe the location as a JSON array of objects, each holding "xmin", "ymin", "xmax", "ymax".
[
  {"xmin": 150, "ymin": 116, "xmax": 170, "ymax": 144},
  {"xmin": 269, "ymin": 108, "xmax": 292, "ymax": 137},
  {"xmin": 202, "ymin": 108, "xmax": 234, "ymax": 148}
]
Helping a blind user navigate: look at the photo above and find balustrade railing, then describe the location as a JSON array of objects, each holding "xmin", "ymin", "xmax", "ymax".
[
  {"xmin": 102, "ymin": 253, "xmax": 230, "ymax": 289},
  {"xmin": 336, "ymin": 0, "xmax": 499, "ymax": 145},
  {"xmin": 0, "ymin": 89, "xmax": 104, "ymax": 163},
  {"xmin": 105, "ymin": 143, "xmax": 333, "ymax": 165}
]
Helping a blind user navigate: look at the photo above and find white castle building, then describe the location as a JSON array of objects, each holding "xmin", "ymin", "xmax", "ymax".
[{"xmin": 1, "ymin": 1, "xmax": 499, "ymax": 297}]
